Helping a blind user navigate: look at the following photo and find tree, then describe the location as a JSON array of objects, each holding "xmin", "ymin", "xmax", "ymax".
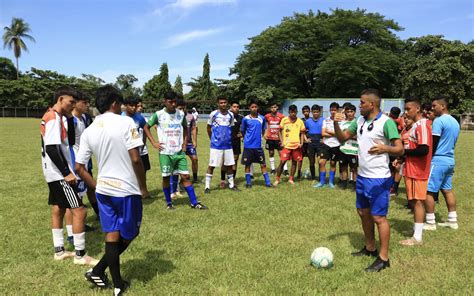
[
  {"xmin": 0, "ymin": 57, "xmax": 17, "ymax": 80},
  {"xmin": 400, "ymin": 35, "xmax": 474, "ymax": 113},
  {"xmin": 2, "ymin": 18, "xmax": 36, "ymax": 79},
  {"xmin": 186, "ymin": 53, "xmax": 217, "ymax": 103},
  {"xmin": 142, "ymin": 63, "xmax": 172, "ymax": 107},
  {"xmin": 114, "ymin": 74, "xmax": 141, "ymax": 98},
  {"xmin": 174, "ymin": 75, "xmax": 183, "ymax": 96}
]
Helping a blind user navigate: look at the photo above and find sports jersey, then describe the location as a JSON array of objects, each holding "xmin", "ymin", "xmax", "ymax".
[
  {"xmin": 264, "ymin": 112, "xmax": 284, "ymax": 140},
  {"xmin": 322, "ymin": 117, "xmax": 341, "ymax": 147},
  {"xmin": 122, "ymin": 112, "xmax": 148, "ymax": 156},
  {"xmin": 431, "ymin": 114, "xmax": 460, "ymax": 166},
  {"xmin": 76, "ymin": 112, "xmax": 143, "ymax": 197},
  {"xmin": 185, "ymin": 113, "xmax": 196, "ymax": 144},
  {"xmin": 241, "ymin": 114, "xmax": 266, "ymax": 149},
  {"xmin": 231, "ymin": 113, "xmax": 244, "ymax": 141},
  {"xmin": 404, "ymin": 118, "xmax": 432, "ymax": 180},
  {"xmin": 339, "ymin": 119, "xmax": 358, "ymax": 155},
  {"xmin": 41, "ymin": 109, "xmax": 74, "ymax": 183},
  {"xmin": 305, "ymin": 117, "xmax": 323, "ymax": 144},
  {"xmin": 348, "ymin": 113, "xmax": 399, "ymax": 178},
  {"xmin": 147, "ymin": 108, "xmax": 186, "ymax": 155},
  {"xmin": 280, "ymin": 117, "xmax": 305, "ymax": 149},
  {"xmin": 393, "ymin": 117, "xmax": 405, "ymax": 134},
  {"xmin": 207, "ymin": 110, "xmax": 234, "ymax": 150}
]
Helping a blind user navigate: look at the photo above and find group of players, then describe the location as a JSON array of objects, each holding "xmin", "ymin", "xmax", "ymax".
[{"xmin": 40, "ymin": 85, "xmax": 461, "ymax": 295}]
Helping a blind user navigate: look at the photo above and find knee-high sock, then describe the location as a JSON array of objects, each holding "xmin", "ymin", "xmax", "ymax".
[
  {"xmin": 220, "ymin": 170, "xmax": 226, "ymax": 182},
  {"xmin": 270, "ymin": 157, "xmax": 275, "ymax": 170},
  {"xmin": 171, "ymin": 175, "xmax": 179, "ymax": 193},
  {"xmin": 184, "ymin": 185, "xmax": 198, "ymax": 206},
  {"xmin": 205, "ymin": 174, "xmax": 212, "ymax": 189},
  {"xmin": 263, "ymin": 173, "xmax": 271, "ymax": 186},
  {"xmin": 227, "ymin": 174, "xmax": 235, "ymax": 188},
  {"xmin": 310, "ymin": 165, "xmax": 315, "ymax": 179},
  {"xmin": 105, "ymin": 242, "xmax": 123, "ymax": 289},
  {"xmin": 163, "ymin": 187, "xmax": 172, "ymax": 205},
  {"xmin": 93, "ymin": 239, "xmax": 130, "ymax": 276},
  {"xmin": 329, "ymin": 171, "xmax": 335, "ymax": 184},
  {"xmin": 245, "ymin": 173, "xmax": 252, "ymax": 185},
  {"xmin": 319, "ymin": 172, "xmax": 326, "ymax": 184}
]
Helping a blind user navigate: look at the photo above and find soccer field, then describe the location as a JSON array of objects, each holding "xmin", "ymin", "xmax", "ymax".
[{"xmin": 1, "ymin": 117, "xmax": 473, "ymax": 295}]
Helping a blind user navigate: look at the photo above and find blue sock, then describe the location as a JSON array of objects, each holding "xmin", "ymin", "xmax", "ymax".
[
  {"xmin": 184, "ymin": 185, "xmax": 198, "ymax": 206},
  {"xmin": 320, "ymin": 172, "xmax": 326, "ymax": 184},
  {"xmin": 163, "ymin": 187, "xmax": 172, "ymax": 205},
  {"xmin": 245, "ymin": 173, "xmax": 252, "ymax": 185},
  {"xmin": 172, "ymin": 175, "xmax": 179, "ymax": 193},
  {"xmin": 263, "ymin": 173, "xmax": 271, "ymax": 186},
  {"xmin": 329, "ymin": 171, "xmax": 335, "ymax": 184}
]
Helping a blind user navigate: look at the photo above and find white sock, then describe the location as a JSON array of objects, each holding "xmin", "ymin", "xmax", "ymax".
[
  {"xmin": 447, "ymin": 211, "xmax": 457, "ymax": 223},
  {"xmin": 250, "ymin": 164, "xmax": 254, "ymax": 176},
  {"xmin": 205, "ymin": 173, "xmax": 212, "ymax": 189},
  {"xmin": 270, "ymin": 157, "xmax": 275, "ymax": 170},
  {"xmin": 227, "ymin": 174, "xmax": 235, "ymax": 188},
  {"xmin": 52, "ymin": 228, "xmax": 64, "ymax": 248},
  {"xmin": 426, "ymin": 213, "xmax": 436, "ymax": 224},
  {"xmin": 413, "ymin": 223, "xmax": 424, "ymax": 241},
  {"xmin": 66, "ymin": 224, "xmax": 73, "ymax": 237},
  {"xmin": 283, "ymin": 163, "xmax": 288, "ymax": 171},
  {"xmin": 73, "ymin": 232, "xmax": 86, "ymax": 252}
]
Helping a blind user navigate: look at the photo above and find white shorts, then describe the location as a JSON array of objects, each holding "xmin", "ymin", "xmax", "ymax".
[{"xmin": 209, "ymin": 148, "xmax": 235, "ymax": 167}]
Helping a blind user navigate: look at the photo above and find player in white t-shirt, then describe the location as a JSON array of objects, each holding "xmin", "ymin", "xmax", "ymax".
[
  {"xmin": 75, "ymin": 85, "xmax": 149, "ymax": 294},
  {"xmin": 40, "ymin": 87, "xmax": 98, "ymax": 266}
]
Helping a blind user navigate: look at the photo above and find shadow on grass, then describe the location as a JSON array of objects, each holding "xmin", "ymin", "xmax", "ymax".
[
  {"xmin": 389, "ymin": 218, "xmax": 413, "ymax": 235},
  {"xmin": 124, "ymin": 249, "xmax": 175, "ymax": 283},
  {"xmin": 327, "ymin": 231, "xmax": 365, "ymax": 249}
]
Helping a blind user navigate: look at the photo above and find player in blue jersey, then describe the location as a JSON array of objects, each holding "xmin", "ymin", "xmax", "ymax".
[
  {"xmin": 305, "ymin": 104, "xmax": 324, "ymax": 180},
  {"xmin": 424, "ymin": 96, "xmax": 461, "ymax": 231},
  {"xmin": 241, "ymin": 100, "xmax": 272, "ymax": 188},
  {"xmin": 205, "ymin": 96, "xmax": 239, "ymax": 193}
]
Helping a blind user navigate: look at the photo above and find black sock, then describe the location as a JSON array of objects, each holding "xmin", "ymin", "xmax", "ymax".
[
  {"xmin": 392, "ymin": 181, "xmax": 400, "ymax": 194},
  {"xmin": 105, "ymin": 242, "xmax": 123, "ymax": 289},
  {"xmin": 220, "ymin": 170, "xmax": 226, "ymax": 182},
  {"xmin": 310, "ymin": 165, "xmax": 315, "ymax": 179},
  {"xmin": 90, "ymin": 201, "xmax": 100, "ymax": 218},
  {"xmin": 93, "ymin": 239, "xmax": 130, "ymax": 276},
  {"xmin": 193, "ymin": 173, "xmax": 197, "ymax": 182},
  {"xmin": 233, "ymin": 169, "xmax": 237, "ymax": 179}
]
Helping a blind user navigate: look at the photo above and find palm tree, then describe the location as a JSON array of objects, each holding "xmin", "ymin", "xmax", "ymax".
[{"xmin": 2, "ymin": 18, "xmax": 35, "ymax": 79}]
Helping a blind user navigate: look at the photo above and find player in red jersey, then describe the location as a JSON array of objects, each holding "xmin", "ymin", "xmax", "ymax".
[{"xmin": 264, "ymin": 103, "xmax": 287, "ymax": 175}]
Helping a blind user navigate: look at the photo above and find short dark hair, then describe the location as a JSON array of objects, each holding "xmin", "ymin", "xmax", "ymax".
[
  {"xmin": 164, "ymin": 91, "xmax": 178, "ymax": 101},
  {"xmin": 54, "ymin": 86, "xmax": 78, "ymax": 102},
  {"xmin": 302, "ymin": 105, "xmax": 310, "ymax": 111},
  {"xmin": 75, "ymin": 89, "xmax": 90, "ymax": 102},
  {"xmin": 342, "ymin": 102, "xmax": 351, "ymax": 108},
  {"xmin": 422, "ymin": 102, "xmax": 432, "ymax": 112},
  {"xmin": 248, "ymin": 100, "xmax": 258, "ymax": 107},
  {"xmin": 345, "ymin": 104, "xmax": 356, "ymax": 112},
  {"xmin": 217, "ymin": 95, "xmax": 228, "ymax": 102},
  {"xmin": 230, "ymin": 100, "xmax": 240, "ymax": 106},
  {"xmin": 96, "ymin": 85, "xmax": 123, "ymax": 114},
  {"xmin": 361, "ymin": 88, "xmax": 380, "ymax": 98},
  {"xmin": 270, "ymin": 102, "xmax": 278, "ymax": 107},
  {"xmin": 177, "ymin": 98, "xmax": 186, "ymax": 107},
  {"xmin": 404, "ymin": 97, "xmax": 421, "ymax": 107},
  {"xmin": 123, "ymin": 96, "xmax": 139, "ymax": 105},
  {"xmin": 289, "ymin": 104, "xmax": 297, "ymax": 112},
  {"xmin": 329, "ymin": 102, "xmax": 339, "ymax": 109},
  {"xmin": 311, "ymin": 104, "xmax": 321, "ymax": 111},
  {"xmin": 390, "ymin": 106, "xmax": 402, "ymax": 117},
  {"xmin": 432, "ymin": 96, "xmax": 449, "ymax": 109}
]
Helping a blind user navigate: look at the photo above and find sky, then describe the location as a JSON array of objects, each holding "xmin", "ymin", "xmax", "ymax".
[{"xmin": 1, "ymin": 0, "xmax": 473, "ymax": 92}]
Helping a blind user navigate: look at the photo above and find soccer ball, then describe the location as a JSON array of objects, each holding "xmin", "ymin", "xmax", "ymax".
[{"xmin": 310, "ymin": 247, "xmax": 334, "ymax": 269}]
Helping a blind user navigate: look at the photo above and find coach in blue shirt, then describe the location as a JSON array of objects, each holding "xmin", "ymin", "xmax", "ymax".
[
  {"xmin": 241, "ymin": 100, "xmax": 272, "ymax": 188},
  {"xmin": 424, "ymin": 96, "xmax": 461, "ymax": 231}
]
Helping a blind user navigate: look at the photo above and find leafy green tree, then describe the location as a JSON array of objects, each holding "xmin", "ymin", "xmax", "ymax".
[
  {"xmin": 0, "ymin": 57, "xmax": 17, "ymax": 80},
  {"xmin": 174, "ymin": 75, "xmax": 183, "ymax": 96},
  {"xmin": 186, "ymin": 54, "xmax": 217, "ymax": 104},
  {"xmin": 114, "ymin": 74, "xmax": 141, "ymax": 99},
  {"xmin": 2, "ymin": 18, "xmax": 36, "ymax": 79},
  {"xmin": 143, "ymin": 63, "xmax": 172, "ymax": 107}
]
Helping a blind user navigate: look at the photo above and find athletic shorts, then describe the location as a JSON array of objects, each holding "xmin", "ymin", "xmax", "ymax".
[
  {"xmin": 231, "ymin": 140, "xmax": 241, "ymax": 155},
  {"xmin": 96, "ymin": 193, "xmax": 142, "ymax": 240},
  {"xmin": 280, "ymin": 147, "xmax": 303, "ymax": 162},
  {"xmin": 48, "ymin": 180, "xmax": 83, "ymax": 209},
  {"xmin": 76, "ymin": 180, "xmax": 88, "ymax": 197},
  {"xmin": 320, "ymin": 144, "xmax": 342, "ymax": 161},
  {"xmin": 265, "ymin": 140, "xmax": 281, "ymax": 151},
  {"xmin": 404, "ymin": 176, "xmax": 428, "ymax": 200},
  {"xmin": 301, "ymin": 143, "xmax": 309, "ymax": 157},
  {"xmin": 355, "ymin": 175, "xmax": 392, "ymax": 216},
  {"xmin": 307, "ymin": 143, "xmax": 323, "ymax": 159},
  {"xmin": 339, "ymin": 153, "xmax": 358, "ymax": 166},
  {"xmin": 185, "ymin": 144, "xmax": 197, "ymax": 156},
  {"xmin": 141, "ymin": 154, "xmax": 151, "ymax": 172},
  {"xmin": 159, "ymin": 151, "xmax": 189, "ymax": 177},
  {"xmin": 209, "ymin": 148, "xmax": 235, "ymax": 167},
  {"xmin": 427, "ymin": 163, "xmax": 454, "ymax": 192},
  {"xmin": 241, "ymin": 148, "xmax": 266, "ymax": 166}
]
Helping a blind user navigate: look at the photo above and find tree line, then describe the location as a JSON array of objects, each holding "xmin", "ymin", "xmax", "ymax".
[{"xmin": 1, "ymin": 9, "xmax": 473, "ymax": 112}]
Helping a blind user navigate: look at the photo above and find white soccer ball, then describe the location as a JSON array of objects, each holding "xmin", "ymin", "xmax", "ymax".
[{"xmin": 310, "ymin": 247, "xmax": 334, "ymax": 269}]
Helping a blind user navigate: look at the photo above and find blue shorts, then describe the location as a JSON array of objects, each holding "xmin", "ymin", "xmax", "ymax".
[
  {"xmin": 355, "ymin": 176, "xmax": 392, "ymax": 216},
  {"xmin": 186, "ymin": 144, "xmax": 197, "ymax": 156},
  {"xmin": 96, "ymin": 193, "xmax": 143, "ymax": 240},
  {"xmin": 428, "ymin": 163, "xmax": 454, "ymax": 192}
]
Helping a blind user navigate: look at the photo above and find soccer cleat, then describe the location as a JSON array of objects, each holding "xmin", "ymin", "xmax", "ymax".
[
  {"xmin": 114, "ymin": 281, "xmax": 130, "ymax": 296},
  {"xmin": 265, "ymin": 184, "xmax": 274, "ymax": 188},
  {"xmin": 229, "ymin": 186, "xmax": 240, "ymax": 191},
  {"xmin": 170, "ymin": 193, "xmax": 177, "ymax": 200},
  {"xmin": 423, "ymin": 223, "xmax": 437, "ymax": 231},
  {"xmin": 204, "ymin": 188, "xmax": 211, "ymax": 194},
  {"xmin": 74, "ymin": 254, "xmax": 99, "ymax": 266},
  {"xmin": 84, "ymin": 268, "xmax": 110, "ymax": 288},
  {"xmin": 273, "ymin": 180, "xmax": 280, "ymax": 187},
  {"xmin": 399, "ymin": 237, "xmax": 423, "ymax": 246},
  {"xmin": 220, "ymin": 180, "xmax": 226, "ymax": 189},
  {"xmin": 437, "ymin": 221, "xmax": 459, "ymax": 230},
  {"xmin": 288, "ymin": 179, "xmax": 295, "ymax": 185},
  {"xmin": 283, "ymin": 170, "xmax": 289, "ymax": 176},
  {"xmin": 245, "ymin": 184, "xmax": 252, "ymax": 188},
  {"xmin": 54, "ymin": 250, "xmax": 75, "ymax": 261},
  {"xmin": 365, "ymin": 256, "xmax": 390, "ymax": 272},
  {"xmin": 166, "ymin": 204, "xmax": 175, "ymax": 210},
  {"xmin": 270, "ymin": 169, "xmax": 276, "ymax": 175},
  {"xmin": 191, "ymin": 202, "xmax": 208, "ymax": 210},
  {"xmin": 339, "ymin": 181, "xmax": 348, "ymax": 189},
  {"xmin": 351, "ymin": 246, "xmax": 378, "ymax": 257},
  {"xmin": 313, "ymin": 183, "xmax": 325, "ymax": 188},
  {"xmin": 328, "ymin": 183, "xmax": 335, "ymax": 189}
]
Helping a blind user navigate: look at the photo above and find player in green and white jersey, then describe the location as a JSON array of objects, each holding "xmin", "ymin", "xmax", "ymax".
[
  {"xmin": 339, "ymin": 104, "xmax": 358, "ymax": 189},
  {"xmin": 144, "ymin": 91, "xmax": 207, "ymax": 210}
]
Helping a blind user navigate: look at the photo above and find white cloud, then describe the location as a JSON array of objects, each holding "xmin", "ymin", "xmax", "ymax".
[
  {"xmin": 170, "ymin": 0, "xmax": 237, "ymax": 9},
  {"xmin": 165, "ymin": 28, "xmax": 225, "ymax": 48}
]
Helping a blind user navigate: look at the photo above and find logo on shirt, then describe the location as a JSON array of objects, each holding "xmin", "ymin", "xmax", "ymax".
[{"xmin": 131, "ymin": 128, "xmax": 140, "ymax": 139}]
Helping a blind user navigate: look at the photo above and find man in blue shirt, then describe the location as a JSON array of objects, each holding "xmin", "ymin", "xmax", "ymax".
[
  {"xmin": 241, "ymin": 100, "xmax": 272, "ymax": 188},
  {"xmin": 205, "ymin": 96, "xmax": 239, "ymax": 193},
  {"xmin": 424, "ymin": 96, "xmax": 460, "ymax": 231},
  {"xmin": 304, "ymin": 104, "xmax": 324, "ymax": 180}
]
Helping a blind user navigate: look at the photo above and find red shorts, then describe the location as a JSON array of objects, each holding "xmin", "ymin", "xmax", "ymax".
[{"xmin": 280, "ymin": 148, "xmax": 303, "ymax": 161}]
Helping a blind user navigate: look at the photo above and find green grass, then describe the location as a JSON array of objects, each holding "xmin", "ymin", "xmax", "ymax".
[{"xmin": 1, "ymin": 118, "xmax": 473, "ymax": 295}]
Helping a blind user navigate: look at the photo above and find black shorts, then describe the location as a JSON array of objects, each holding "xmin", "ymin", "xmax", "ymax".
[
  {"xmin": 302, "ymin": 143, "xmax": 309, "ymax": 157},
  {"xmin": 339, "ymin": 153, "xmax": 358, "ymax": 166},
  {"xmin": 320, "ymin": 144, "xmax": 342, "ymax": 161},
  {"xmin": 141, "ymin": 154, "xmax": 151, "ymax": 171},
  {"xmin": 307, "ymin": 143, "xmax": 323, "ymax": 159},
  {"xmin": 265, "ymin": 140, "xmax": 281, "ymax": 151},
  {"xmin": 232, "ymin": 140, "xmax": 241, "ymax": 155},
  {"xmin": 48, "ymin": 180, "xmax": 83, "ymax": 209},
  {"xmin": 241, "ymin": 148, "xmax": 266, "ymax": 166}
]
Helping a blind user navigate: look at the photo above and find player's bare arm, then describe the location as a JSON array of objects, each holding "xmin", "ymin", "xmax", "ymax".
[
  {"xmin": 192, "ymin": 125, "xmax": 197, "ymax": 148},
  {"xmin": 207, "ymin": 124, "xmax": 212, "ymax": 140},
  {"xmin": 182, "ymin": 124, "xmax": 188, "ymax": 152},
  {"xmin": 144, "ymin": 123, "xmax": 162, "ymax": 150},
  {"xmin": 333, "ymin": 112, "xmax": 353, "ymax": 143}
]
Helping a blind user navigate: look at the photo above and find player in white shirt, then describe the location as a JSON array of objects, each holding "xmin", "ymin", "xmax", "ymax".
[
  {"xmin": 75, "ymin": 85, "xmax": 149, "ymax": 294},
  {"xmin": 40, "ymin": 87, "xmax": 98, "ymax": 266}
]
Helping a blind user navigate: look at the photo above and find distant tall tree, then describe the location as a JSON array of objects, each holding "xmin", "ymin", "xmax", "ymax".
[
  {"xmin": 2, "ymin": 18, "xmax": 36, "ymax": 79},
  {"xmin": 115, "ymin": 74, "xmax": 141, "ymax": 98},
  {"xmin": 174, "ymin": 75, "xmax": 183, "ymax": 96},
  {"xmin": 0, "ymin": 57, "xmax": 17, "ymax": 80},
  {"xmin": 143, "ymin": 63, "xmax": 172, "ymax": 106},
  {"xmin": 200, "ymin": 53, "xmax": 214, "ymax": 100}
]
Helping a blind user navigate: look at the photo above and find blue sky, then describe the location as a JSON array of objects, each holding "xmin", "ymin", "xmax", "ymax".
[{"xmin": 1, "ymin": 0, "xmax": 473, "ymax": 92}]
